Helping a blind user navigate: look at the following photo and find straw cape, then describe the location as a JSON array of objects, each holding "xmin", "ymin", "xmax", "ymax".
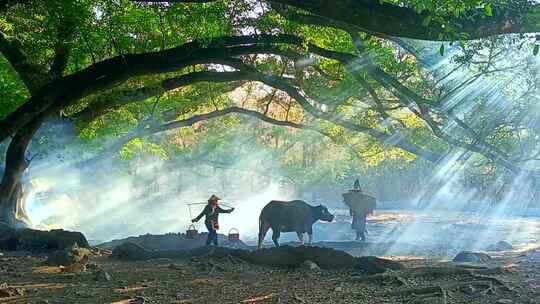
[{"xmin": 343, "ymin": 191, "xmax": 376, "ymax": 214}]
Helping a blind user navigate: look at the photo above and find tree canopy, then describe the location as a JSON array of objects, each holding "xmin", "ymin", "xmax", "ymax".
[{"xmin": 1, "ymin": 0, "xmax": 540, "ymax": 226}]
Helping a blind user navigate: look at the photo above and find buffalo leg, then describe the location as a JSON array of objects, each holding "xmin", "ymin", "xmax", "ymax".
[
  {"xmin": 307, "ymin": 227, "xmax": 313, "ymax": 245},
  {"xmin": 296, "ymin": 232, "xmax": 304, "ymax": 245},
  {"xmin": 271, "ymin": 228, "xmax": 281, "ymax": 247},
  {"xmin": 258, "ymin": 220, "xmax": 271, "ymax": 249}
]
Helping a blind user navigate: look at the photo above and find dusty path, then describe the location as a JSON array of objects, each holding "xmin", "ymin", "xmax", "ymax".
[{"xmin": 1, "ymin": 246, "xmax": 539, "ymax": 304}]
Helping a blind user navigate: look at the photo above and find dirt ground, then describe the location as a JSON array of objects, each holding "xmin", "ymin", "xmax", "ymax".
[{"xmin": 1, "ymin": 246, "xmax": 539, "ymax": 304}]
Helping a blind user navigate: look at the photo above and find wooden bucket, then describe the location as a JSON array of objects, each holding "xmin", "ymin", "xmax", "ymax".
[
  {"xmin": 228, "ymin": 228, "xmax": 240, "ymax": 242},
  {"xmin": 186, "ymin": 224, "xmax": 198, "ymax": 239}
]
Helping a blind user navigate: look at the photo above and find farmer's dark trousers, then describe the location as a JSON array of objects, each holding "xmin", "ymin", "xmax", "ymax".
[{"xmin": 205, "ymin": 222, "xmax": 218, "ymax": 246}]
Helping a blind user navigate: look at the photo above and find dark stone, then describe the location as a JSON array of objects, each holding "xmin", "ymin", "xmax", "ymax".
[
  {"xmin": 112, "ymin": 242, "xmax": 152, "ymax": 260},
  {"xmin": 16, "ymin": 229, "xmax": 89, "ymax": 250},
  {"xmin": 0, "ymin": 282, "xmax": 24, "ymax": 298},
  {"xmin": 45, "ymin": 244, "xmax": 91, "ymax": 266},
  {"xmin": 94, "ymin": 269, "xmax": 112, "ymax": 282},
  {"xmin": 0, "ymin": 226, "xmax": 89, "ymax": 252},
  {"xmin": 299, "ymin": 260, "xmax": 320, "ymax": 271},
  {"xmin": 461, "ymin": 284, "xmax": 477, "ymax": 295},
  {"xmin": 453, "ymin": 251, "xmax": 492, "ymax": 263}
]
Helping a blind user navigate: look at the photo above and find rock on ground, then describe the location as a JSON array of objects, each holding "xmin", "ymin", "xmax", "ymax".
[
  {"xmin": 45, "ymin": 244, "xmax": 91, "ymax": 266},
  {"xmin": 94, "ymin": 269, "xmax": 112, "ymax": 282},
  {"xmin": 111, "ymin": 242, "xmax": 152, "ymax": 260},
  {"xmin": 111, "ymin": 244, "xmax": 403, "ymax": 274},
  {"xmin": 0, "ymin": 282, "xmax": 24, "ymax": 298},
  {"xmin": 299, "ymin": 260, "xmax": 321, "ymax": 271},
  {"xmin": 0, "ymin": 225, "xmax": 89, "ymax": 251},
  {"xmin": 453, "ymin": 251, "xmax": 492, "ymax": 263}
]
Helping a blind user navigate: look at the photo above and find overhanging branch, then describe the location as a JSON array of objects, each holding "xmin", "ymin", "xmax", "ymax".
[
  {"xmin": 0, "ymin": 34, "xmax": 303, "ymax": 143},
  {"xmin": 79, "ymin": 106, "xmax": 328, "ymax": 163},
  {"xmin": 0, "ymin": 31, "xmax": 48, "ymax": 93},
  {"xmin": 133, "ymin": 0, "xmax": 540, "ymax": 40}
]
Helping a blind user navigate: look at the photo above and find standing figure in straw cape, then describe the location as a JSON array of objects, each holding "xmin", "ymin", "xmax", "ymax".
[
  {"xmin": 192, "ymin": 194, "xmax": 234, "ymax": 246},
  {"xmin": 343, "ymin": 179, "xmax": 376, "ymax": 241}
]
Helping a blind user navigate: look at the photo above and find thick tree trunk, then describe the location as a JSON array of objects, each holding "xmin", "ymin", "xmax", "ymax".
[{"xmin": 0, "ymin": 119, "xmax": 42, "ymax": 228}]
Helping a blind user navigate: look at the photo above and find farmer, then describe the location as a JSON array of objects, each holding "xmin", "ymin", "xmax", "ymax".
[
  {"xmin": 192, "ymin": 194, "xmax": 234, "ymax": 246},
  {"xmin": 343, "ymin": 179, "xmax": 376, "ymax": 242}
]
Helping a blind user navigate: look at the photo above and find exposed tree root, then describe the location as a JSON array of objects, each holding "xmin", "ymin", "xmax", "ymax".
[
  {"xmin": 356, "ymin": 265, "xmax": 511, "ymax": 303},
  {"xmin": 377, "ymin": 280, "xmax": 506, "ymax": 303},
  {"xmin": 381, "ymin": 285, "xmax": 444, "ymax": 297},
  {"xmin": 405, "ymin": 290, "xmax": 445, "ymax": 304},
  {"xmin": 353, "ymin": 266, "xmax": 504, "ymax": 283}
]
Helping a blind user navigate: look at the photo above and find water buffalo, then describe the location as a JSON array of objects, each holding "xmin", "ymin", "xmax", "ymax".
[{"xmin": 257, "ymin": 200, "xmax": 335, "ymax": 248}]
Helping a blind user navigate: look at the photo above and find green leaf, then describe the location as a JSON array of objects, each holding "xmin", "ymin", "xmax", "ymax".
[
  {"xmin": 439, "ymin": 43, "xmax": 445, "ymax": 56},
  {"xmin": 534, "ymin": 44, "xmax": 539, "ymax": 56},
  {"xmin": 485, "ymin": 3, "xmax": 493, "ymax": 16}
]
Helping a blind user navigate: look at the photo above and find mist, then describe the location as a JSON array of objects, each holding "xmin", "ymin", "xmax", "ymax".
[
  {"xmin": 21, "ymin": 119, "xmax": 301, "ymax": 243},
  {"xmin": 11, "ymin": 35, "xmax": 540, "ymax": 257}
]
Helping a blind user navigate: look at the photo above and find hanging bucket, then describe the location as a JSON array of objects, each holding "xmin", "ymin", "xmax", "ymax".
[
  {"xmin": 186, "ymin": 224, "xmax": 198, "ymax": 239},
  {"xmin": 228, "ymin": 228, "xmax": 240, "ymax": 242}
]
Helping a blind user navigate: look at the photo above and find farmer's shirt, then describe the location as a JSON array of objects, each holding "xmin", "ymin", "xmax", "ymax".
[{"xmin": 194, "ymin": 204, "xmax": 232, "ymax": 226}]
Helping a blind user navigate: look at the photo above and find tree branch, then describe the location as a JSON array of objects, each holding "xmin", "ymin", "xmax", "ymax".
[
  {"xmin": 48, "ymin": 41, "xmax": 70, "ymax": 80},
  {"xmin": 134, "ymin": 0, "xmax": 540, "ymax": 40},
  {"xmin": 80, "ymin": 106, "xmax": 328, "ymax": 163},
  {"xmin": 0, "ymin": 33, "xmax": 303, "ymax": 142},
  {"xmin": 73, "ymin": 66, "xmax": 443, "ymax": 164},
  {"xmin": 219, "ymin": 64, "xmax": 444, "ymax": 162},
  {"xmin": 0, "ymin": 31, "xmax": 47, "ymax": 93},
  {"xmin": 74, "ymin": 70, "xmax": 250, "ymax": 123}
]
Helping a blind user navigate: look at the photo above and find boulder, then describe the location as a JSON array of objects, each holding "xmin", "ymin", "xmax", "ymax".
[
  {"xmin": 453, "ymin": 251, "xmax": 492, "ymax": 263},
  {"xmin": 0, "ymin": 226, "xmax": 89, "ymax": 252},
  {"xmin": 461, "ymin": 284, "xmax": 478, "ymax": 295},
  {"xmin": 94, "ymin": 269, "xmax": 112, "ymax": 282},
  {"xmin": 45, "ymin": 244, "xmax": 91, "ymax": 266},
  {"xmin": 0, "ymin": 283, "xmax": 24, "ymax": 298},
  {"xmin": 299, "ymin": 260, "xmax": 320, "ymax": 271},
  {"xmin": 16, "ymin": 229, "xmax": 89, "ymax": 250},
  {"xmin": 112, "ymin": 242, "xmax": 152, "ymax": 260}
]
